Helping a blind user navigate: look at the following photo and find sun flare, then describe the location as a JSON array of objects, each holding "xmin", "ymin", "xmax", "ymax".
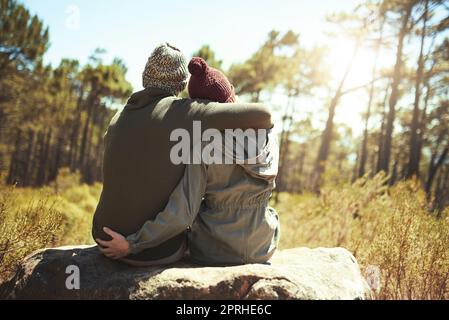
[{"xmin": 325, "ymin": 36, "xmax": 392, "ymax": 133}]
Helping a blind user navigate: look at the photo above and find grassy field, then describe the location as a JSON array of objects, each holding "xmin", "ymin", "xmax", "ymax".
[
  {"xmin": 0, "ymin": 169, "xmax": 100, "ymax": 281},
  {"xmin": 0, "ymin": 170, "xmax": 448, "ymax": 299},
  {"xmin": 274, "ymin": 174, "xmax": 449, "ymax": 299}
]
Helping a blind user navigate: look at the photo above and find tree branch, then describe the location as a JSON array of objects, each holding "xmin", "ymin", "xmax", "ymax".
[{"xmin": 341, "ymin": 76, "xmax": 385, "ymax": 96}]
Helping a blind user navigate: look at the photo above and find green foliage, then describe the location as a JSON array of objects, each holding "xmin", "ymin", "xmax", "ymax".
[
  {"xmin": 228, "ymin": 30, "xmax": 305, "ymax": 101},
  {"xmin": 0, "ymin": 1, "xmax": 132, "ymax": 186},
  {"xmin": 80, "ymin": 56, "xmax": 133, "ymax": 101},
  {"xmin": 1, "ymin": 45, "xmax": 132, "ymax": 186},
  {"xmin": 192, "ymin": 45, "xmax": 223, "ymax": 70},
  {"xmin": 0, "ymin": 0, "xmax": 49, "ymax": 72},
  {"xmin": 282, "ymin": 45, "xmax": 329, "ymax": 96}
]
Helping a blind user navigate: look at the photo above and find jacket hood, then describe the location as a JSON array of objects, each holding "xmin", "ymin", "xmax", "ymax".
[
  {"xmin": 224, "ymin": 129, "xmax": 279, "ymax": 180},
  {"xmin": 124, "ymin": 87, "xmax": 175, "ymax": 110}
]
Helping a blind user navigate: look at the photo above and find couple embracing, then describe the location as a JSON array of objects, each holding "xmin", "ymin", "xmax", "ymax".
[{"xmin": 92, "ymin": 43, "xmax": 280, "ymax": 267}]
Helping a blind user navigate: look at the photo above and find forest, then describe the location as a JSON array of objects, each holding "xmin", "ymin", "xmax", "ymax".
[
  {"xmin": 0, "ymin": 0, "xmax": 449, "ymax": 299},
  {"xmin": 222, "ymin": 1, "xmax": 449, "ymax": 210}
]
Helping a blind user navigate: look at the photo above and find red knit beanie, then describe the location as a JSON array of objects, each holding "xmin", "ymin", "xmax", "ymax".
[{"xmin": 188, "ymin": 57, "xmax": 236, "ymax": 103}]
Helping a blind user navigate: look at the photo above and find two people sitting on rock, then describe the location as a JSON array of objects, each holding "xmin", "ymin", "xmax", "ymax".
[{"xmin": 92, "ymin": 43, "xmax": 280, "ymax": 266}]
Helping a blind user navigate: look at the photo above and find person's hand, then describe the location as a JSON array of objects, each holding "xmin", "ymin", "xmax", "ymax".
[{"xmin": 96, "ymin": 227, "xmax": 130, "ymax": 259}]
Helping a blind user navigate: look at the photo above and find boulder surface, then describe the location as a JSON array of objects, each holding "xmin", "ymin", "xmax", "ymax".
[{"xmin": 0, "ymin": 245, "xmax": 372, "ymax": 300}]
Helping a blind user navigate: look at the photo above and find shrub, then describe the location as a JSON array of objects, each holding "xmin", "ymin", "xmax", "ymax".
[
  {"xmin": 274, "ymin": 173, "xmax": 449, "ymax": 300},
  {"xmin": 0, "ymin": 187, "xmax": 63, "ymax": 281},
  {"xmin": 1, "ymin": 168, "xmax": 448, "ymax": 299},
  {"xmin": 0, "ymin": 169, "xmax": 102, "ymax": 281}
]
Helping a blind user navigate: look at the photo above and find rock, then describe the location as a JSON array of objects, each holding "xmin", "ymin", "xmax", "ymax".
[{"xmin": 0, "ymin": 246, "xmax": 373, "ymax": 300}]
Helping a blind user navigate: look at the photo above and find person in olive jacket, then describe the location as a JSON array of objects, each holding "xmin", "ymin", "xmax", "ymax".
[{"xmin": 93, "ymin": 44, "xmax": 274, "ymax": 266}]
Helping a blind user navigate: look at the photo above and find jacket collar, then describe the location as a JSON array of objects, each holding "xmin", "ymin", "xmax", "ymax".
[{"xmin": 124, "ymin": 87, "xmax": 175, "ymax": 110}]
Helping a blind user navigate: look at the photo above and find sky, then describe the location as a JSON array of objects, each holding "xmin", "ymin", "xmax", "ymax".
[{"xmin": 21, "ymin": 0, "xmax": 389, "ymax": 135}]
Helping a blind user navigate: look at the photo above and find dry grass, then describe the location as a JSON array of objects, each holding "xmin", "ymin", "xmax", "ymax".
[
  {"xmin": 0, "ymin": 189, "xmax": 63, "ymax": 280},
  {"xmin": 0, "ymin": 168, "xmax": 101, "ymax": 281},
  {"xmin": 274, "ymin": 173, "xmax": 449, "ymax": 300},
  {"xmin": 1, "ymin": 169, "xmax": 448, "ymax": 299}
]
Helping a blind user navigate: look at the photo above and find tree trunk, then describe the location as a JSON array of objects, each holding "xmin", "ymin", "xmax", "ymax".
[
  {"xmin": 69, "ymin": 119, "xmax": 80, "ymax": 172},
  {"xmin": 359, "ymin": 15, "xmax": 385, "ymax": 178},
  {"xmin": 94, "ymin": 134, "xmax": 104, "ymax": 182},
  {"xmin": 30, "ymin": 131, "xmax": 44, "ymax": 185},
  {"xmin": 416, "ymin": 87, "xmax": 430, "ymax": 180},
  {"xmin": 23, "ymin": 129, "xmax": 35, "ymax": 187},
  {"xmin": 378, "ymin": 4, "xmax": 413, "ymax": 173},
  {"xmin": 426, "ymin": 144, "xmax": 449, "ymax": 196},
  {"xmin": 434, "ymin": 167, "xmax": 449, "ymax": 214},
  {"xmin": 0, "ymin": 109, "xmax": 5, "ymax": 144},
  {"xmin": 389, "ymin": 157, "xmax": 399, "ymax": 186},
  {"xmin": 376, "ymin": 84, "xmax": 390, "ymax": 173},
  {"xmin": 81, "ymin": 104, "xmax": 99, "ymax": 183},
  {"xmin": 416, "ymin": 62, "xmax": 436, "ymax": 182},
  {"xmin": 274, "ymin": 95, "xmax": 295, "ymax": 203},
  {"xmin": 36, "ymin": 129, "xmax": 52, "ymax": 186},
  {"xmin": 78, "ymin": 87, "xmax": 97, "ymax": 172},
  {"xmin": 407, "ymin": 0, "xmax": 429, "ymax": 179},
  {"xmin": 49, "ymin": 135, "xmax": 64, "ymax": 182},
  {"xmin": 312, "ymin": 39, "xmax": 360, "ymax": 192},
  {"xmin": 6, "ymin": 129, "xmax": 22, "ymax": 185},
  {"xmin": 370, "ymin": 151, "xmax": 377, "ymax": 177},
  {"xmin": 296, "ymin": 147, "xmax": 306, "ymax": 191},
  {"xmin": 69, "ymin": 87, "xmax": 84, "ymax": 172},
  {"xmin": 78, "ymin": 113, "xmax": 90, "ymax": 172}
]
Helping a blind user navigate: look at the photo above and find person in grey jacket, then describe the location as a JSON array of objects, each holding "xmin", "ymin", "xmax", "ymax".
[
  {"xmin": 93, "ymin": 44, "xmax": 274, "ymax": 266},
  {"xmin": 97, "ymin": 57, "xmax": 280, "ymax": 266}
]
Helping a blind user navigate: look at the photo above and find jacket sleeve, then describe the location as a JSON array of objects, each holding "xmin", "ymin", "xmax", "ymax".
[
  {"xmin": 126, "ymin": 164, "xmax": 207, "ymax": 254},
  {"xmin": 188, "ymin": 101, "xmax": 273, "ymax": 130}
]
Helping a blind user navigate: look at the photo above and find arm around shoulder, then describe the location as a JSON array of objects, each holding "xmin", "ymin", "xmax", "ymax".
[{"xmin": 190, "ymin": 100, "xmax": 273, "ymax": 130}]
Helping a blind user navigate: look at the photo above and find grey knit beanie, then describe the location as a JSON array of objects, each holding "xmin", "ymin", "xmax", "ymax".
[{"xmin": 142, "ymin": 43, "xmax": 188, "ymax": 95}]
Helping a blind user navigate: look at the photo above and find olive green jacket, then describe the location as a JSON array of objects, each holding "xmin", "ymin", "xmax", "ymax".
[
  {"xmin": 126, "ymin": 130, "xmax": 280, "ymax": 265},
  {"xmin": 92, "ymin": 87, "xmax": 273, "ymax": 260}
]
